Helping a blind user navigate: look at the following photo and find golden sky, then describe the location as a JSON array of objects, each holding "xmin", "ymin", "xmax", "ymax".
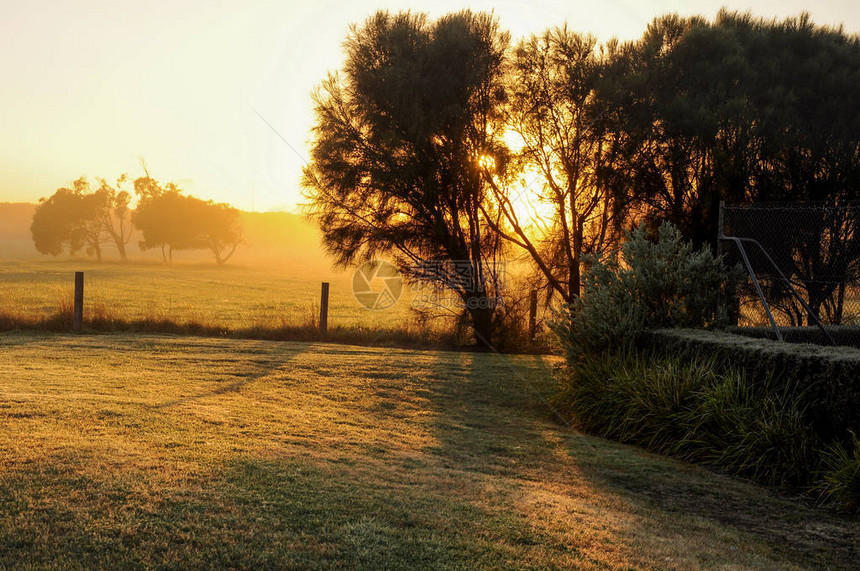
[{"xmin": 1, "ymin": 0, "xmax": 857, "ymax": 213}]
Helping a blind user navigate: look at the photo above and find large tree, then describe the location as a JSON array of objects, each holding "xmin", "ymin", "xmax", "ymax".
[
  {"xmin": 482, "ymin": 27, "xmax": 619, "ymax": 303},
  {"xmin": 302, "ymin": 10, "xmax": 509, "ymax": 345},
  {"xmin": 597, "ymin": 12, "xmax": 860, "ymax": 324},
  {"xmin": 31, "ymin": 176, "xmax": 133, "ymax": 261},
  {"xmin": 602, "ymin": 12, "xmax": 860, "ymax": 244},
  {"xmin": 598, "ymin": 15, "xmax": 749, "ymax": 248}
]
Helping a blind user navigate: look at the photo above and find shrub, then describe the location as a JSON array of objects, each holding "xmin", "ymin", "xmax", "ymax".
[
  {"xmin": 554, "ymin": 349, "xmax": 819, "ymax": 490},
  {"xmin": 641, "ymin": 328, "xmax": 860, "ymax": 439},
  {"xmin": 816, "ymin": 435, "xmax": 860, "ymax": 513},
  {"xmin": 552, "ymin": 348, "xmax": 716, "ymax": 453},
  {"xmin": 553, "ymin": 222, "xmax": 731, "ymax": 360},
  {"xmin": 728, "ymin": 325, "xmax": 860, "ymax": 348},
  {"xmin": 685, "ymin": 375, "xmax": 818, "ymax": 487}
]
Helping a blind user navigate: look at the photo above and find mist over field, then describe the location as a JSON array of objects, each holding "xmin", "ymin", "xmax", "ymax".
[{"xmin": 0, "ymin": 202, "xmax": 329, "ymax": 270}]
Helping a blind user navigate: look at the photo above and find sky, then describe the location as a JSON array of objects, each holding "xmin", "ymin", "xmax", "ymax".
[{"xmin": 1, "ymin": 0, "xmax": 858, "ymax": 213}]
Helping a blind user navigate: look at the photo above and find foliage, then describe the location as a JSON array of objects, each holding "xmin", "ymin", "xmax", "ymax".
[
  {"xmin": 686, "ymin": 373, "xmax": 817, "ymax": 487},
  {"xmin": 553, "ymin": 222, "xmax": 730, "ymax": 360},
  {"xmin": 552, "ymin": 348, "xmax": 713, "ymax": 452},
  {"xmin": 600, "ymin": 11, "xmax": 860, "ymax": 249},
  {"xmin": 30, "ymin": 176, "xmax": 132, "ymax": 261},
  {"xmin": 302, "ymin": 10, "xmax": 509, "ymax": 346},
  {"xmin": 484, "ymin": 27, "xmax": 616, "ymax": 303},
  {"xmin": 641, "ymin": 328, "xmax": 860, "ymax": 440},
  {"xmin": 816, "ymin": 435, "xmax": 860, "ymax": 513},
  {"xmin": 132, "ymin": 175, "xmax": 243, "ymax": 265},
  {"xmin": 553, "ymin": 348, "xmax": 823, "ymax": 491},
  {"xmin": 728, "ymin": 325, "xmax": 860, "ymax": 348},
  {"xmin": 302, "ymin": 10, "xmax": 860, "ymax": 347}
]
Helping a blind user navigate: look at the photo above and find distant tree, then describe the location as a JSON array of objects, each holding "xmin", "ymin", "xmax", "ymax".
[
  {"xmin": 187, "ymin": 199, "xmax": 243, "ymax": 265},
  {"xmin": 93, "ymin": 175, "xmax": 134, "ymax": 261},
  {"xmin": 303, "ymin": 10, "xmax": 509, "ymax": 345},
  {"xmin": 132, "ymin": 176, "xmax": 191, "ymax": 262},
  {"xmin": 132, "ymin": 175, "xmax": 242, "ymax": 265},
  {"xmin": 30, "ymin": 176, "xmax": 133, "ymax": 261}
]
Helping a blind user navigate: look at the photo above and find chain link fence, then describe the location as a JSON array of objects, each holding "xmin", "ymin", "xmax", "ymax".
[{"xmin": 720, "ymin": 202, "xmax": 860, "ymax": 347}]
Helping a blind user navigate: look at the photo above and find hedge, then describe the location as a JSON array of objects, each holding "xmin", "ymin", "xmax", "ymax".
[
  {"xmin": 639, "ymin": 329, "xmax": 860, "ymax": 441},
  {"xmin": 727, "ymin": 326, "xmax": 860, "ymax": 348}
]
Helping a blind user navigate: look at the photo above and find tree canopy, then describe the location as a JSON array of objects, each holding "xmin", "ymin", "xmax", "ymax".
[
  {"xmin": 31, "ymin": 172, "xmax": 242, "ymax": 265},
  {"xmin": 304, "ymin": 8, "xmax": 860, "ymax": 339},
  {"xmin": 303, "ymin": 10, "xmax": 510, "ymax": 345}
]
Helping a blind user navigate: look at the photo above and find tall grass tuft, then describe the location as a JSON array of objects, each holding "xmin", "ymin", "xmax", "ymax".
[
  {"xmin": 816, "ymin": 435, "xmax": 860, "ymax": 513},
  {"xmin": 685, "ymin": 376, "xmax": 817, "ymax": 488},
  {"xmin": 554, "ymin": 348, "xmax": 820, "ymax": 491}
]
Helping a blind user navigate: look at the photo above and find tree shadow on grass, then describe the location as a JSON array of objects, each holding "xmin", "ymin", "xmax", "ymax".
[
  {"xmin": 564, "ymin": 434, "xmax": 860, "ymax": 569},
  {"xmin": 421, "ymin": 349, "xmax": 860, "ymax": 568},
  {"xmin": 0, "ymin": 331, "xmax": 60, "ymax": 350},
  {"xmin": 420, "ymin": 351, "xmax": 561, "ymax": 475},
  {"xmin": 0, "ymin": 452, "xmax": 547, "ymax": 569},
  {"xmin": 153, "ymin": 340, "xmax": 310, "ymax": 409}
]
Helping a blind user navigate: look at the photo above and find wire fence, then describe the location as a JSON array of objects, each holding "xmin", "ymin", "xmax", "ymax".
[{"xmin": 720, "ymin": 202, "xmax": 860, "ymax": 346}]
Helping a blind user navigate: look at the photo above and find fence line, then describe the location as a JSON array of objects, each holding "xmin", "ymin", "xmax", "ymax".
[{"xmin": 720, "ymin": 202, "xmax": 860, "ymax": 346}]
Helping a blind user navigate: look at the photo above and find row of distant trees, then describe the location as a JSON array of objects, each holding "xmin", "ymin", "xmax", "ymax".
[
  {"xmin": 303, "ymin": 10, "xmax": 860, "ymax": 344},
  {"xmin": 30, "ymin": 172, "xmax": 242, "ymax": 265}
]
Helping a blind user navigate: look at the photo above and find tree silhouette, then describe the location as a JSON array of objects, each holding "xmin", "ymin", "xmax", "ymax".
[
  {"xmin": 30, "ymin": 176, "xmax": 133, "ymax": 261},
  {"xmin": 596, "ymin": 12, "xmax": 860, "ymax": 323},
  {"xmin": 602, "ymin": 11, "xmax": 860, "ymax": 249},
  {"xmin": 132, "ymin": 175, "xmax": 242, "ymax": 265},
  {"xmin": 303, "ymin": 10, "xmax": 509, "ymax": 345},
  {"xmin": 484, "ymin": 27, "xmax": 618, "ymax": 303}
]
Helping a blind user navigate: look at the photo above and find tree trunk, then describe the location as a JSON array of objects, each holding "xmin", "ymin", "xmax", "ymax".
[
  {"xmin": 836, "ymin": 281, "xmax": 846, "ymax": 325},
  {"xmin": 115, "ymin": 239, "xmax": 127, "ymax": 261},
  {"xmin": 571, "ymin": 225, "xmax": 584, "ymax": 299},
  {"xmin": 465, "ymin": 293, "xmax": 494, "ymax": 350}
]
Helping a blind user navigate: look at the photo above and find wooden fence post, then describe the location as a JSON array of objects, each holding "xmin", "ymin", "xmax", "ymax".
[
  {"xmin": 319, "ymin": 282, "xmax": 329, "ymax": 337},
  {"xmin": 73, "ymin": 271, "xmax": 84, "ymax": 332},
  {"xmin": 528, "ymin": 289, "xmax": 537, "ymax": 341}
]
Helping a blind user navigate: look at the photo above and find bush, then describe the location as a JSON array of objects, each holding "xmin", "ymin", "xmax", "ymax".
[
  {"xmin": 686, "ymin": 375, "xmax": 818, "ymax": 487},
  {"xmin": 552, "ymin": 348, "xmax": 716, "ymax": 453},
  {"xmin": 554, "ymin": 349, "xmax": 820, "ymax": 490},
  {"xmin": 816, "ymin": 436, "xmax": 860, "ymax": 513},
  {"xmin": 728, "ymin": 325, "xmax": 860, "ymax": 348},
  {"xmin": 641, "ymin": 329, "xmax": 860, "ymax": 440},
  {"xmin": 553, "ymin": 222, "xmax": 732, "ymax": 360}
]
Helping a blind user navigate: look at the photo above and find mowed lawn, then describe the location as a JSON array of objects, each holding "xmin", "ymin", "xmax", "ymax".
[{"xmin": 0, "ymin": 334, "xmax": 857, "ymax": 569}]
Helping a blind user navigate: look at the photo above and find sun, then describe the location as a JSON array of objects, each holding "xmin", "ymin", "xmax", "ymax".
[{"xmin": 505, "ymin": 172, "xmax": 556, "ymax": 232}]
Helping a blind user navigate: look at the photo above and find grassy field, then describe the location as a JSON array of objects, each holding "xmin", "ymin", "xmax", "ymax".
[
  {"xmin": 0, "ymin": 259, "xmax": 423, "ymax": 332},
  {"xmin": 1, "ymin": 333, "xmax": 857, "ymax": 569}
]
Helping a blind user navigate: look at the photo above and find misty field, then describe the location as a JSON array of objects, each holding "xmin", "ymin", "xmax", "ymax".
[
  {"xmin": 1, "ymin": 332, "xmax": 858, "ymax": 569},
  {"xmin": 0, "ymin": 260, "xmax": 422, "ymax": 333}
]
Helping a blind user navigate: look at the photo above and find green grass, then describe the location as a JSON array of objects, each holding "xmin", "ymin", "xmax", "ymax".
[{"xmin": 1, "ymin": 332, "xmax": 858, "ymax": 569}]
